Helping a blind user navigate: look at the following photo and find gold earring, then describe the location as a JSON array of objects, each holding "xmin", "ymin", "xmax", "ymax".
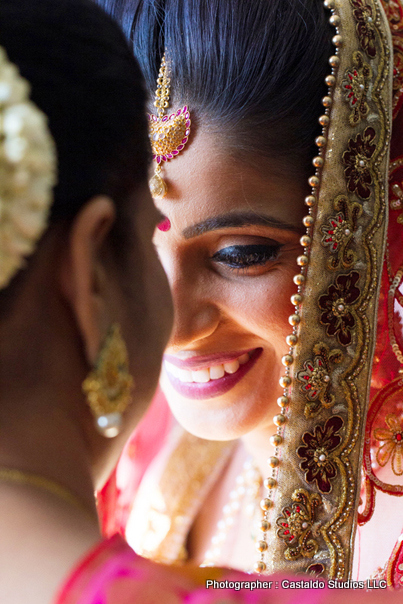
[{"xmin": 82, "ymin": 324, "xmax": 134, "ymax": 438}]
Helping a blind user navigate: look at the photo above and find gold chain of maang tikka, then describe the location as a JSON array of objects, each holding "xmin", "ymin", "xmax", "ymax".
[{"xmin": 148, "ymin": 54, "xmax": 191, "ymax": 199}]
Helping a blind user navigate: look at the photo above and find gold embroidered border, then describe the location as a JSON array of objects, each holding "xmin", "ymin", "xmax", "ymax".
[{"xmin": 267, "ymin": 0, "xmax": 392, "ymax": 580}]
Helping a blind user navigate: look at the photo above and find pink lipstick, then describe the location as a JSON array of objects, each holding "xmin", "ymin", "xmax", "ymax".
[{"xmin": 163, "ymin": 348, "xmax": 262, "ymax": 400}]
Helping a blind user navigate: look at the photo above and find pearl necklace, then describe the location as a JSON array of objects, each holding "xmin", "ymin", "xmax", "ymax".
[{"xmin": 201, "ymin": 459, "xmax": 263, "ymax": 570}]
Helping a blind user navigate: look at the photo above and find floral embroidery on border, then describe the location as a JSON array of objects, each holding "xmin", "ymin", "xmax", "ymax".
[
  {"xmin": 389, "ymin": 158, "xmax": 403, "ymax": 224},
  {"xmin": 373, "ymin": 414, "xmax": 403, "ymax": 475},
  {"xmin": 297, "ymin": 416, "xmax": 344, "ymax": 494},
  {"xmin": 306, "ymin": 563, "xmax": 326, "ymax": 576},
  {"xmin": 380, "ymin": 0, "xmax": 403, "ymax": 116},
  {"xmin": 342, "ymin": 51, "xmax": 372, "ymax": 125},
  {"xmin": 297, "ymin": 343, "xmax": 343, "ymax": 418},
  {"xmin": 342, "ymin": 127, "xmax": 376, "ymax": 199},
  {"xmin": 351, "ymin": 0, "xmax": 377, "ymax": 58},
  {"xmin": 392, "ymin": 45, "xmax": 403, "ymax": 102},
  {"xmin": 318, "ymin": 271, "xmax": 361, "ymax": 346},
  {"xmin": 321, "ymin": 195, "xmax": 362, "ymax": 270},
  {"xmin": 276, "ymin": 490, "xmax": 322, "ymax": 561}
]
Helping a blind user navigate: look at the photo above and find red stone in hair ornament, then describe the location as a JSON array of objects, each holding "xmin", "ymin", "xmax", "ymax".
[{"xmin": 148, "ymin": 53, "xmax": 191, "ymax": 234}]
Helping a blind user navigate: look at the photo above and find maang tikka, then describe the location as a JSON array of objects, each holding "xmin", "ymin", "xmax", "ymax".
[{"xmin": 148, "ymin": 54, "xmax": 191, "ymax": 199}]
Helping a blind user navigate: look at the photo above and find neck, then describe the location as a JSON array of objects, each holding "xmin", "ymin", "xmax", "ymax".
[
  {"xmin": 241, "ymin": 424, "xmax": 276, "ymax": 480},
  {"xmin": 0, "ymin": 390, "xmax": 99, "ymax": 521}
]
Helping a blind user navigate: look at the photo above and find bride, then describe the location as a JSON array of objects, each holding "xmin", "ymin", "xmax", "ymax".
[{"xmin": 99, "ymin": 0, "xmax": 403, "ymax": 586}]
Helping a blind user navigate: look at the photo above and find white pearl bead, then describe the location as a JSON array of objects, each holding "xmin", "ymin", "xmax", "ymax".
[
  {"xmin": 96, "ymin": 413, "xmax": 122, "ymax": 438},
  {"xmin": 319, "ymin": 454, "xmax": 327, "ymax": 462}
]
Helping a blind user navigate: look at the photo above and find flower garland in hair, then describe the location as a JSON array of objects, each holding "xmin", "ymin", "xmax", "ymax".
[{"xmin": 0, "ymin": 47, "xmax": 57, "ymax": 290}]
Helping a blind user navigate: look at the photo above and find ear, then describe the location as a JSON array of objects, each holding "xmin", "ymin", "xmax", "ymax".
[{"xmin": 60, "ymin": 195, "xmax": 116, "ymax": 365}]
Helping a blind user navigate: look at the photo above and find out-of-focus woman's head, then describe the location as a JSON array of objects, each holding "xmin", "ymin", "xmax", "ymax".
[
  {"xmin": 0, "ymin": 0, "xmax": 172, "ymax": 483},
  {"xmin": 0, "ymin": 0, "xmax": 149, "ymax": 257}
]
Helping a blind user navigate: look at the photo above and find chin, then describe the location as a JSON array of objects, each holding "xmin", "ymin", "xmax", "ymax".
[
  {"xmin": 170, "ymin": 414, "xmax": 260, "ymax": 441},
  {"xmin": 160, "ymin": 349, "xmax": 283, "ymax": 440},
  {"xmin": 162, "ymin": 381, "xmax": 279, "ymax": 442}
]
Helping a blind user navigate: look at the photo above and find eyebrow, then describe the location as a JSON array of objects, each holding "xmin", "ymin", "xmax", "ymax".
[{"xmin": 182, "ymin": 211, "xmax": 302, "ymax": 239}]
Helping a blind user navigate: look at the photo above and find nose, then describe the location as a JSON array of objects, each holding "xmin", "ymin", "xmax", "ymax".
[{"xmin": 166, "ymin": 264, "xmax": 221, "ymax": 352}]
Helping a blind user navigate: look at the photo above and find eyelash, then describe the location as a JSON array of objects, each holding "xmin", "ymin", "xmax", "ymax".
[{"xmin": 212, "ymin": 244, "xmax": 281, "ymax": 270}]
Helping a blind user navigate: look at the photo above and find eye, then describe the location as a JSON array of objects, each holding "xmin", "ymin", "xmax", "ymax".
[{"xmin": 212, "ymin": 244, "xmax": 281, "ymax": 270}]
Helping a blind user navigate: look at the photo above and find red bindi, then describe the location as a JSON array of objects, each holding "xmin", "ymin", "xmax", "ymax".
[{"xmin": 157, "ymin": 217, "xmax": 171, "ymax": 232}]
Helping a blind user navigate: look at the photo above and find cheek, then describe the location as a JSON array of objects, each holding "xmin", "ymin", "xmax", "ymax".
[
  {"xmin": 218, "ymin": 265, "xmax": 296, "ymax": 347},
  {"xmin": 160, "ymin": 265, "xmax": 297, "ymax": 440}
]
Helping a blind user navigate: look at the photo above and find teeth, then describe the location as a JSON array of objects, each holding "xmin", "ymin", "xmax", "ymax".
[
  {"xmin": 210, "ymin": 365, "xmax": 225, "ymax": 380},
  {"xmin": 177, "ymin": 367, "xmax": 193, "ymax": 382},
  {"xmin": 165, "ymin": 352, "xmax": 251, "ymax": 384},
  {"xmin": 192, "ymin": 368, "xmax": 210, "ymax": 383},
  {"xmin": 224, "ymin": 359, "xmax": 240, "ymax": 374}
]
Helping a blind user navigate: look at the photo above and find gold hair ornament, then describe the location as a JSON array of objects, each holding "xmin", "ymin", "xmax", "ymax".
[
  {"xmin": 148, "ymin": 54, "xmax": 191, "ymax": 199},
  {"xmin": 0, "ymin": 47, "xmax": 57, "ymax": 290},
  {"xmin": 82, "ymin": 323, "xmax": 134, "ymax": 438}
]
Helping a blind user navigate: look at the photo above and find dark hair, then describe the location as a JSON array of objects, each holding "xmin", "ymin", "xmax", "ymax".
[
  {"xmin": 96, "ymin": 0, "xmax": 332, "ymax": 177},
  {"xmin": 0, "ymin": 0, "xmax": 150, "ymax": 223}
]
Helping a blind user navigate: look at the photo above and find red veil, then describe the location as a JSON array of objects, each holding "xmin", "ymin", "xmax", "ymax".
[{"xmin": 355, "ymin": 0, "xmax": 403, "ymax": 586}]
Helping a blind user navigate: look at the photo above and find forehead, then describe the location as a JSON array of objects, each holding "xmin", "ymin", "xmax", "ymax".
[{"xmin": 154, "ymin": 130, "xmax": 307, "ymax": 229}]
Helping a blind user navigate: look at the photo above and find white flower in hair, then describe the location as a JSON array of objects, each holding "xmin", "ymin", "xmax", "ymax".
[{"xmin": 0, "ymin": 47, "xmax": 57, "ymax": 290}]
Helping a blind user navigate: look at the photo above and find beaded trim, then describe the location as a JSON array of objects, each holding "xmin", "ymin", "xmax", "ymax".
[{"xmin": 255, "ymin": 0, "xmax": 392, "ymax": 579}]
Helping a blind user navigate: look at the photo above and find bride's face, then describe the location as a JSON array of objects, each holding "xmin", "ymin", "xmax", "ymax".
[{"xmin": 154, "ymin": 130, "xmax": 307, "ymax": 440}]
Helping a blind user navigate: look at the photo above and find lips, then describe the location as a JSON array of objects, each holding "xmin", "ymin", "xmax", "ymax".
[{"xmin": 163, "ymin": 348, "xmax": 262, "ymax": 400}]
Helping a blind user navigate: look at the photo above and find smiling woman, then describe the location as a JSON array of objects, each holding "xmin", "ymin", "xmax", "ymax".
[
  {"xmin": 97, "ymin": 0, "xmax": 403, "ymax": 588},
  {"xmin": 153, "ymin": 130, "xmax": 306, "ymax": 440}
]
